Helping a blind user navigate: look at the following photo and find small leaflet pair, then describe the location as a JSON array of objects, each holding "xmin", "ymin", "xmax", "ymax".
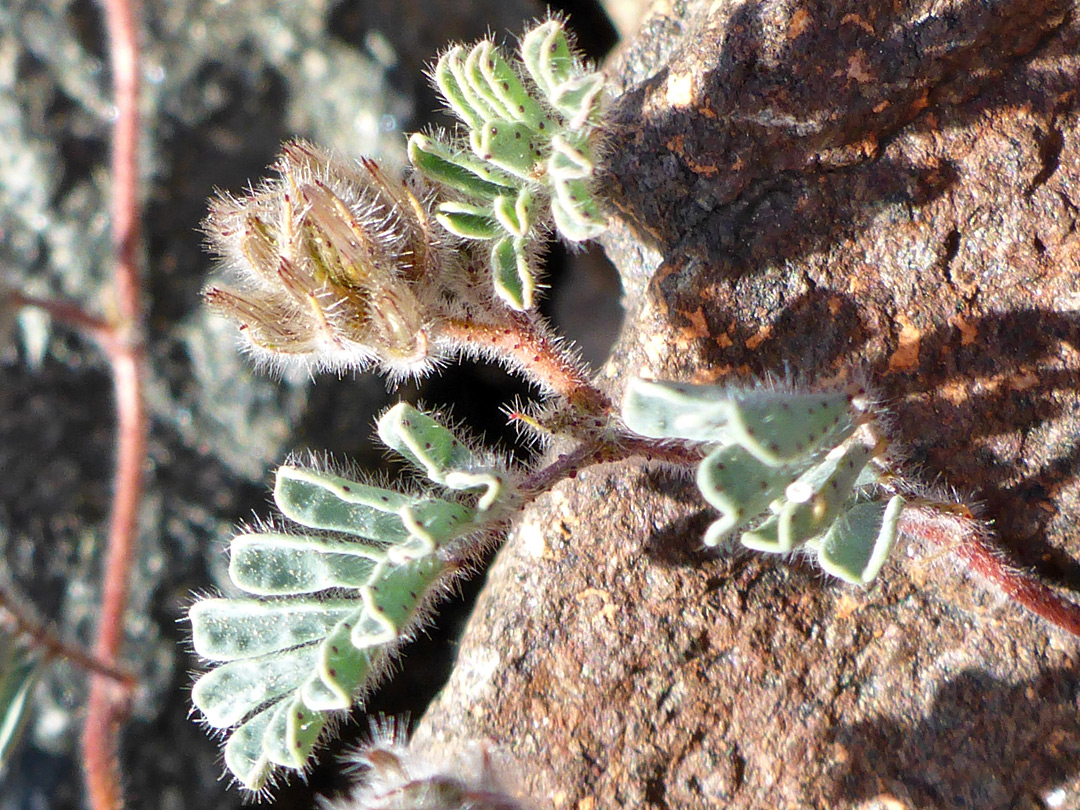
[
  {"xmin": 622, "ymin": 379, "xmax": 904, "ymax": 584},
  {"xmin": 189, "ymin": 404, "xmax": 507, "ymax": 791},
  {"xmin": 409, "ymin": 20, "xmax": 608, "ymax": 310}
]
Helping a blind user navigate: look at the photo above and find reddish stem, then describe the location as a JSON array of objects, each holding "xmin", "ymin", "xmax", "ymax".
[
  {"xmin": 8, "ymin": 291, "xmax": 113, "ymax": 341},
  {"xmin": 82, "ymin": 0, "xmax": 146, "ymax": 808},
  {"xmin": 518, "ymin": 441, "xmax": 611, "ymax": 500},
  {"xmin": 616, "ymin": 433, "xmax": 709, "ymax": 467},
  {"xmin": 441, "ymin": 312, "xmax": 611, "ymax": 414},
  {"xmin": 899, "ymin": 506, "xmax": 1080, "ymax": 638},
  {"xmin": 518, "ymin": 432, "xmax": 705, "ymax": 501},
  {"xmin": 0, "ymin": 586, "xmax": 135, "ymax": 686}
]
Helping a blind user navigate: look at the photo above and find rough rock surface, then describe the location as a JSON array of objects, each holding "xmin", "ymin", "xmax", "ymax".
[
  {"xmin": 0, "ymin": 1, "xmax": 539, "ymax": 808},
  {"xmin": 415, "ymin": 1, "xmax": 1080, "ymax": 809}
]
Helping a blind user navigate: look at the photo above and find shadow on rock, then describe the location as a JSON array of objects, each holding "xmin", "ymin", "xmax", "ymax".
[
  {"xmin": 829, "ymin": 667, "xmax": 1080, "ymax": 809},
  {"xmin": 603, "ymin": 0, "xmax": 1074, "ymax": 273},
  {"xmin": 642, "ymin": 287, "xmax": 1080, "ymax": 591}
]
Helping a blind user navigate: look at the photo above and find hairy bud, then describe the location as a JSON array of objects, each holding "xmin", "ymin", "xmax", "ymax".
[
  {"xmin": 333, "ymin": 724, "xmax": 527, "ymax": 810},
  {"xmin": 203, "ymin": 141, "xmax": 451, "ymax": 379}
]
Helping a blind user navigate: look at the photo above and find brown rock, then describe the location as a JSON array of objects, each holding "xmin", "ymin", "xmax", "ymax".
[{"xmin": 415, "ymin": 1, "xmax": 1080, "ymax": 808}]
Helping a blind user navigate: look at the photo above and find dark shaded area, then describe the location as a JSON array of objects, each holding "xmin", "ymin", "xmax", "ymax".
[
  {"xmin": 831, "ymin": 668, "xmax": 1080, "ymax": 809},
  {"xmin": 644, "ymin": 507, "xmax": 723, "ymax": 568},
  {"xmin": 327, "ymin": 0, "xmax": 547, "ymax": 132},
  {"xmin": 0, "ymin": 356, "xmax": 114, "ymax": 617},
  {"xmin": 546, "ymin": 0, "xmax": 619, "ymax": 61},
  {"xmin": 545, "ymin": 241, "xmax": 624, "ymax": 370},
  {"xmin": 65, "ymin": 0, "xmax": 107, "ymax": 63},
  {"xmin": 146, "ymin": 57, "xmax": 290, "ymax": 327}
]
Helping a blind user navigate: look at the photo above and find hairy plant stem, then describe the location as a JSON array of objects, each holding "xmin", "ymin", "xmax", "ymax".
[
  {"xmin": 899, "ymin": 506, "xmax": 1080, "ymax": 637},
  {"xmin": 441, "ymin": 312, "xmax": 611, "ymax": 414},
  {"xmin": 8, "ymin": 291, "xmax": 113, "ymax": 341},
  {"xmin": 0, "ymin": 585, "xmax": 135, "ymax": 686},
  {"xmin": 82, "ymin": 0, "xmax": 147, "ymax": 808},
  {"xmin": 518, "ymin": 433, "xmax": 706, "ymax": 501}
]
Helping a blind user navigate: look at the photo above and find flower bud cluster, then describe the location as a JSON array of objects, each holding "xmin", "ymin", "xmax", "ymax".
[{"xmin": 203, "ymin": 141, "xmax": 456, "ymax": 380}]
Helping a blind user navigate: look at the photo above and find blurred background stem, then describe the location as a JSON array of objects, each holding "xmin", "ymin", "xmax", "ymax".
[{"xmin": 80, "ymin": 0, "xmax": 145, "ymax": 808}]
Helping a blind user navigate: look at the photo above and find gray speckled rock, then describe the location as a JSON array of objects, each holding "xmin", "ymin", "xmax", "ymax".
[{"xmin": 0, "ymin": 0, "xmax": 540, "ymax": 808}]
